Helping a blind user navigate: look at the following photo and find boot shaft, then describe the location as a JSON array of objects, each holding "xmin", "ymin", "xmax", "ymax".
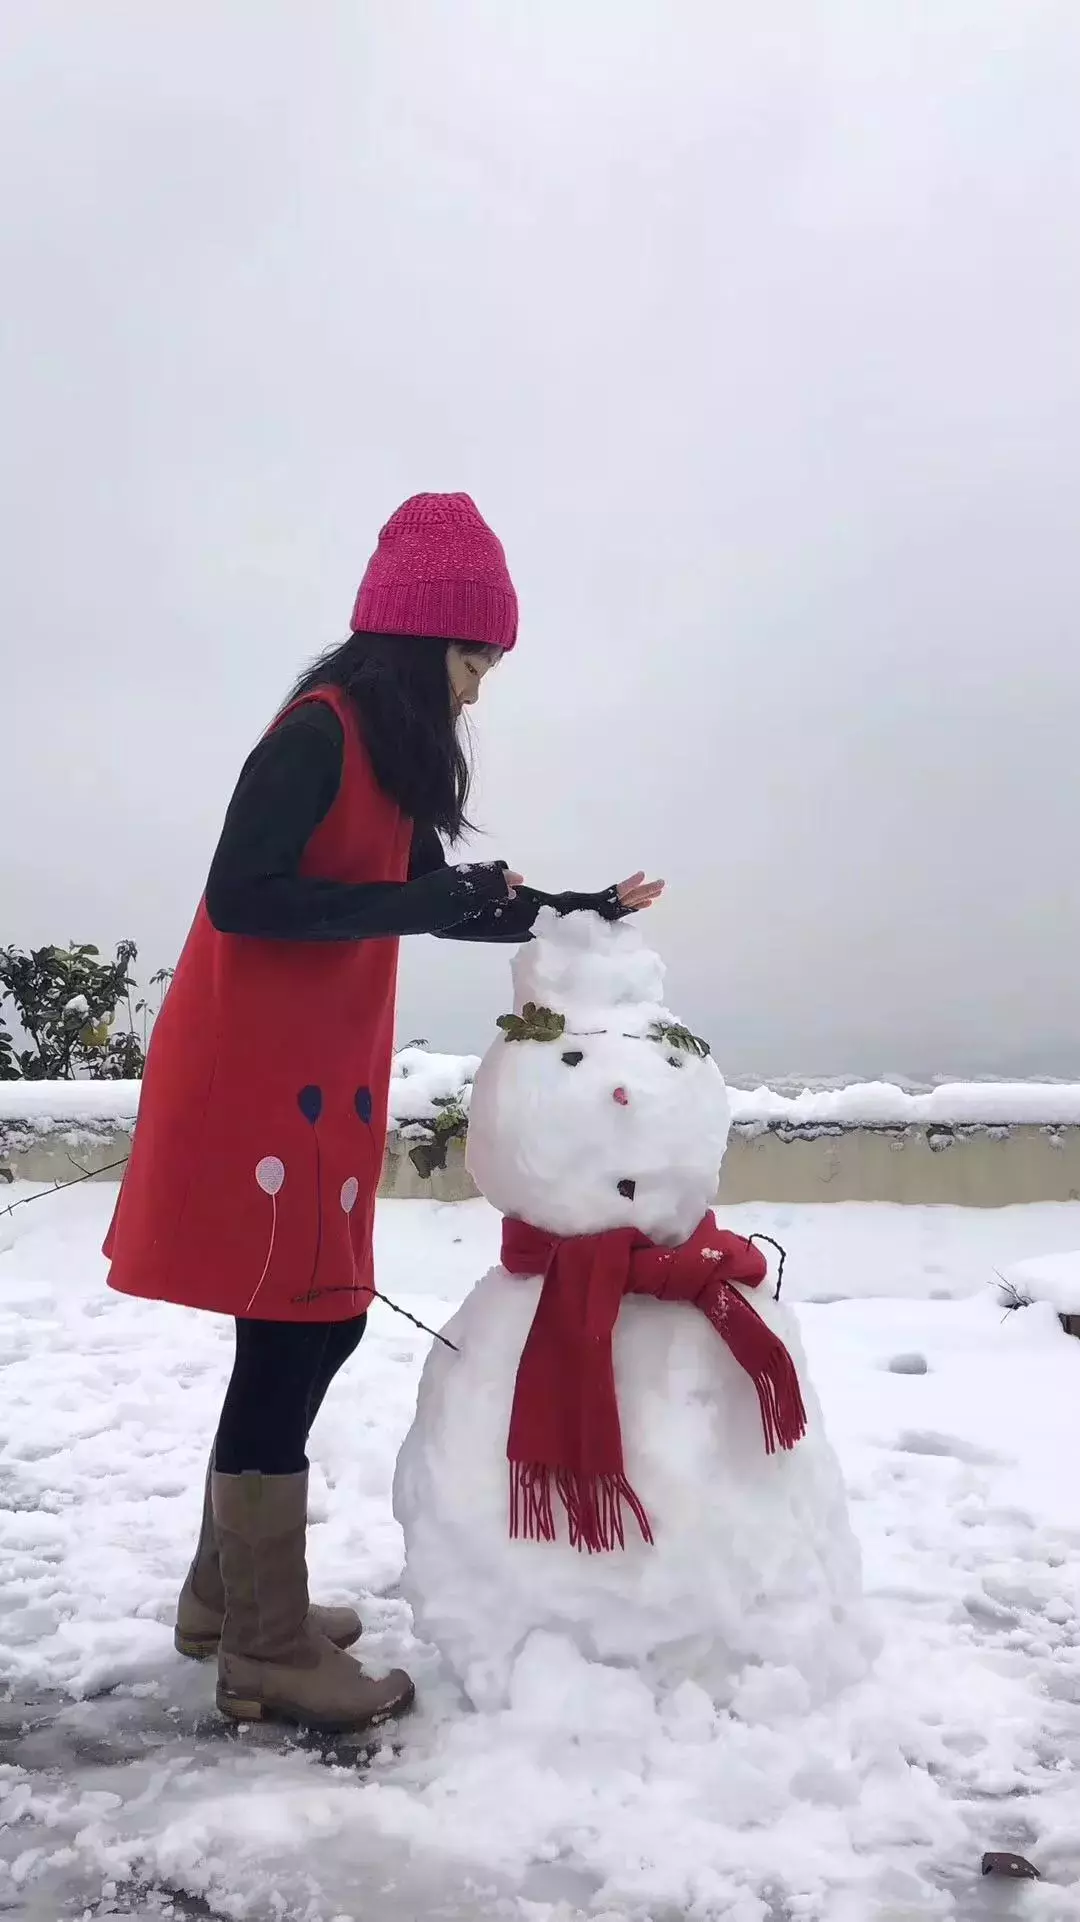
[{"xmin": 211, "ymin": 1469, "xmax": 313, "ymax": 1663}]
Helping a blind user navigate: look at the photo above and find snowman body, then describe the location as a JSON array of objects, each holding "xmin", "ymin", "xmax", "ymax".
[{"xmin": 393, "ymin": 912, "xmax": 866, "ymax": 1711}]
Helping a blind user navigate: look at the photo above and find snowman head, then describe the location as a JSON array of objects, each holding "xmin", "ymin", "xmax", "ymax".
[{"xmin": 466, "ymin": 910, "xmax": 731, "ymax": 1245}]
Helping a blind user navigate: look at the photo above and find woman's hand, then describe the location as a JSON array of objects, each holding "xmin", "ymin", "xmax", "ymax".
[
  {"xmin": 614, "ymin": 872, "xmax": 665, "ymax": 913},
  {"xmin": 504, "ymin": 870, "xmax": 524, "ymax": 899}
]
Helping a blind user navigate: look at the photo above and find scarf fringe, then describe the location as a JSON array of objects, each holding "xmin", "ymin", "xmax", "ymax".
[
  {"xmin": 510, "ymin": 1463, "xmax": 655, "ymax": 1554},
  {"xmin": 509, "ymin": 1460, "xmax": 556, "ymax": 1542},
  {"xmin": 752, "ymin": 1359, "xmax": 808, "ymax": 1454},
  {"xmin": 701, "ymin": 1289, "xmax": 808, "ymax": 1453}
]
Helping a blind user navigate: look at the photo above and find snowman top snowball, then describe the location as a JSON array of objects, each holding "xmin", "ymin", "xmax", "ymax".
[{"xmin": 466, "ymin": 910, "xmax": 731, "ymax": 1244}]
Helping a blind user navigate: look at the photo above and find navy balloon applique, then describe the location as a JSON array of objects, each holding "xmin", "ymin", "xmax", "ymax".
[{"xmin": 278, "ymin": 1084, "xmax": 375, "ymax": 1307}]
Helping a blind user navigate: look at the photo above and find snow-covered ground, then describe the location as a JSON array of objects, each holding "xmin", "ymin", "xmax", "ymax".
[{"xmin": 2, "ymin": 1185, "xmax": 1080, "ymax": 1920}]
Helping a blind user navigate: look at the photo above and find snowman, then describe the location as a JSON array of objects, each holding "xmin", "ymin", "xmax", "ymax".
[{"xmin": 393, "ymin": 910, "xmax": 867, "ymax": 1712}]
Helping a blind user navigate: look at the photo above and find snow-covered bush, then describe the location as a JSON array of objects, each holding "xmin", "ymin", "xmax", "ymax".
[{"xmin": 388, "ymin": 1045, "xmax": 481, "ymax": 1173}]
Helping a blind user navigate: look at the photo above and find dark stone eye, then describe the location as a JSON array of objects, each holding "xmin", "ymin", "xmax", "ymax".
[
  {"xmin": 668, "ymin": 1055, "xmax": 684, "ymax": 1069},
  {"xmin": 561, "ymin": 1050, "xmax": 584, "ymax": 1067}
]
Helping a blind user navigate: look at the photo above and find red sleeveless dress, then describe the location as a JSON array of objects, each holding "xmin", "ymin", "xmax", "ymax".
[{"xmin": 103, "ymin": 685, "xmax": 411, "ymax": 1322}]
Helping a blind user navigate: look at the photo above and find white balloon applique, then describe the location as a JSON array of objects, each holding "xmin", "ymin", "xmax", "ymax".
[
  {"xmin": 246, "ymin": 1155, "xmax": 286, "ymax": 1312},
  {"xmin": 339, "ymin": 1174, "xmax": 365, "ymax": 1299},
  {"xmin": 255, "ymin": 1155, "xmax": 286, "ymax": 1196}
]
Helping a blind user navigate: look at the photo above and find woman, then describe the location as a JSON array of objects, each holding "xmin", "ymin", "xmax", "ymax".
[{"xmin": 104, "ymin": 491, "xmax": 662, "ymax": 1736}]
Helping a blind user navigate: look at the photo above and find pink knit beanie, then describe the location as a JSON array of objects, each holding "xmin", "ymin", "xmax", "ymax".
[{"xmin": 350, "ymin": 493, "xmax": 518, "ymax": 651}]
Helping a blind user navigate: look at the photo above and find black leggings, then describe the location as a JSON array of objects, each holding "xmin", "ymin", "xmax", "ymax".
[{"xmin": 214, "ymin": 1314, "xmax": 367, "ymax": 1476}]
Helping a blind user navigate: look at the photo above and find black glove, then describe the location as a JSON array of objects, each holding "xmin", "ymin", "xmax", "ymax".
[{"xmin": 548, "ymin": 884, "xmax": 632, "ymax": 922}]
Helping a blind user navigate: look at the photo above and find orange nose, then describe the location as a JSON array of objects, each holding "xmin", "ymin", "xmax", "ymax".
[{"xmin": 613, "ymin": 1087, "xmax": 629, "ymax": 1106}]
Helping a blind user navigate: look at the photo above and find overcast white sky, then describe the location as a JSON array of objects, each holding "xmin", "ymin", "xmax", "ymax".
[{"xmin": 2, "ymin": 1, "xmax": 1079, "ymax": 1079}]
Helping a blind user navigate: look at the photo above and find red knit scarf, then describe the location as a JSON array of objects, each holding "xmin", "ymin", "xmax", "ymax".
[{"xmin": 500, "ymin": 1214, "xmax": 807, "ymax": 1554}]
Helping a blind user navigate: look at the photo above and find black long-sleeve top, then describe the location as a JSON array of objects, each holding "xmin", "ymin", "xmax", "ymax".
[{"xmin": 204, "ymin": 700, "xmax": 626, "ymax": 943}]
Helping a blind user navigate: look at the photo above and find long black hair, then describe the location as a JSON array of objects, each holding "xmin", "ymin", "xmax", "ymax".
[{"xmin": 282, "ymin": 632, "xmax": 497, "ymax": 842}]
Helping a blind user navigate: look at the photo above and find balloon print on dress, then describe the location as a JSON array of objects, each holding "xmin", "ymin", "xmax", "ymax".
[
  {"xmin": 247, "ymin": 1153, "xmax": 286, "ymax": 1313},
  {"xmin": 340, "ymin": 1174, "xmax": 368, "ymax": 1303},
  {"xmin": 255, "ymin": 1155, "xmax": 286, "ymax": 1196},
  {"xmin": 293, "ymin": 1085, "xmax": 326, "ymax": 1305}
]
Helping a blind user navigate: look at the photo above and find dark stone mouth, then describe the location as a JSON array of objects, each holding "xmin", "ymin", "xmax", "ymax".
[{"xmin": 617, "ymin": 1178, "xmax": 636, "ymax": 1201}]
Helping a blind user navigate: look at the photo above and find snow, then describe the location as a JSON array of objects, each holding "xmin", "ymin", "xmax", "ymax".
[
  {"xmin": 0, "ymin": 1081, "xmax": 142, "ymax": 1126},
  {"xmin": 389, "ymin": 1047, "xmax": 480, "ymax": 1134},
  {"xmin": 395, "ymin": 1272, "xmax": 869, "ymax": 1710},
  {"xmin": 466, "ymin": 908, "xmax": 731, "ymax": 1242},
  {"xmin": 510, "ymin": 904, "xmax": 668, "ymax": 1033},
  {"xmin": 1005, "ymin": 1248, "xmax": 1080, "ymax": 1315},
  {"xmin": 398, "ymin": 910, "xmax": 864, "ymax": 1711},
  {"xmin": 732, "ymin": 1079, "xmax": 1080, "ymax": 1131},
  {"xmin": 0, "ymin": 1050, "xmax": 482, "ymax": 1142},
  {"xmin": 0, "ymin": 1060, "xmax": 479, "ymax": 1137},
  {"xmin": 3, "ymin": 1185, "xmax": 1080, "ymax": 1917},
  {"xmin": 7, "ymin": 1067, "xmax": 1080, "ymax": 1137}
]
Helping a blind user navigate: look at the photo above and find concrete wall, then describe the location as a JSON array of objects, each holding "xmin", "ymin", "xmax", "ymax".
[
  {"xmin": 5, "ymin": 1117, "xmax": 1080, "ymax": 1207},
  {"xmin": 0, "ymin": 1126, "xmax": 132, "ymax": 1187},
  {"xmin": 718, "ymin": 1123, "xmax": 1080, "ymax": 1206}
]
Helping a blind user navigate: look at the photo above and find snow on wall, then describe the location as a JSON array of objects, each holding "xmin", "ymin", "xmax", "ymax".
[
  {"xmin": 0, "ymin": 1082, "xmax": 142, "ymax": 1126},
  {"xmin": 0, "ymin": 1051, "xmax": 481, "ymax": 1137},
  {"xmin": 733, "ymin": 1079, "xmax": 1080, "ymax": 1131},
  {"xmin": 4, "ymin": 1067, "xmax": 1080, "ymax": 1135}
]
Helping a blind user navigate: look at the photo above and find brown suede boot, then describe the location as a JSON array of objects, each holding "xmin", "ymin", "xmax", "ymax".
[
  {"xmin": 212, "ymin": 1469, "xmax": 415, "ymax": 1732},
  {"xmin": 175, "ymin": 1457, "xmax": 362, "ymax": 1660}
]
